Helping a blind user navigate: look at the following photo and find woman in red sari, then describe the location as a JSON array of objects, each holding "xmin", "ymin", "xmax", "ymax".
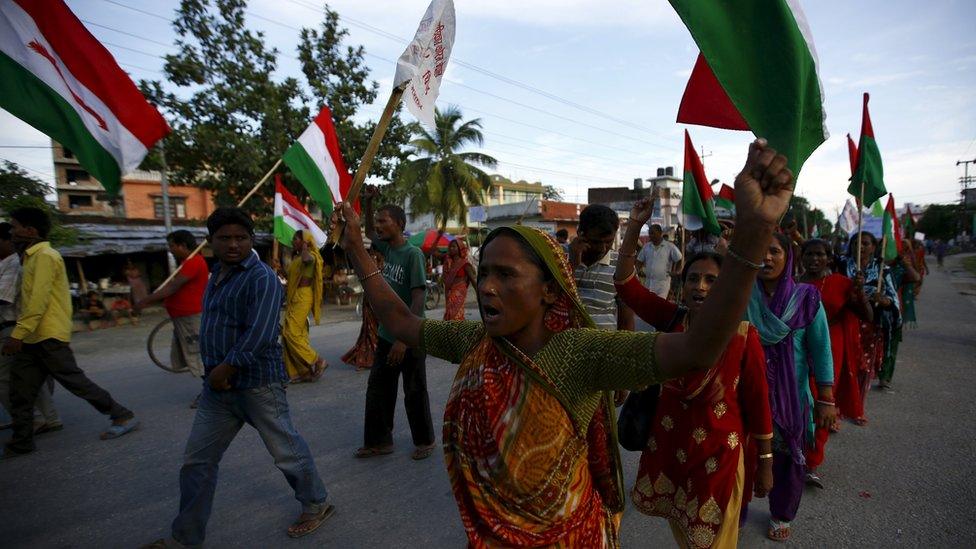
[
  {"xmin": 442, "ymin": 239, "xmax": 475, "ymax": 321},
  {"xmin": 615, "ymin": 199, "xmax": 775, "ymax": 548},
  {"xmin": 797, "ymin": 239, "xmax": 872, "ymax": 486},
  {"xmin": 341, "ymin": 248, "xmax": 383, "ymax": 370}
]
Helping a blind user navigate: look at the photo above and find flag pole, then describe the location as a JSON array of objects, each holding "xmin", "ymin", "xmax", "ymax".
[
  {"xmin": 855, "ymin": 180, "xmax": 865, "ymax": 270},
  {"xmin": 329, "ymin": 83, "xmax": 409, "ymax": 246},
  {"xmin": 153, "ymin": 158, "xmax": 283, "ymax": 290},
  {"xmin": 877, "ymin": 231, "xmax": 887, "ymax": 293}
]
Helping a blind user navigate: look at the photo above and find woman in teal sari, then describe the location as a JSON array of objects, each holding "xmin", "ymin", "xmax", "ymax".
[{"xmin": 332, "ymin": 140, "xmax": 796, "ymax": 547}]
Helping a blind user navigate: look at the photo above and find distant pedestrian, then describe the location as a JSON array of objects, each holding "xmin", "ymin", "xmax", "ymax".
[
  {"xmin": 555, "ymin": 228, "xmax": 570, "ymax": 255},
  {"xmin": 282, "ymin": 230, "xmax": 327, "ymax": 383},
  {"xmin": 2, "ymin": 208, "xmax": 138, "ymax": 458},
  {"xmin": 136, "ymin": 230, "xmax": 209, "ymax": 408},
  {"xmin": 442, "ymin": 239, "xmax": 475, "ymax": 321},
  {"xmin": 145, "ymin": 208, "xmax": 332, "ymax": 548},
  {"xmin": 570, "ymin": 204, "xmax": 634, "ymax": 332},
  {"xmin": 342, "ymin": 247, "xmax": 383, "ymax": 371},
  {"xmin": 935, "ymin": 239, "xmax": 947, "ymax": 268},
  {"xmin": 636, "ymin": 223, "xmax": 682, "ymax": 298},
  {"xmin": 0, "ymin": 222, "xmax": 61, "ymax": 434}
]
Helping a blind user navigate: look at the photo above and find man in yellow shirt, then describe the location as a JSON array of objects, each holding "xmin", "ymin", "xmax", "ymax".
[{"xmin": 2, "ymin": 208, "xmax": 138, "ymax": 458}]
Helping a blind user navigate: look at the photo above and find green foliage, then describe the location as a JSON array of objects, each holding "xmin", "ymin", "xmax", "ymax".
[
  {"xmin": 543, "ymin": 185, "xmax": 564, "ymax": 201},
  {"xmin": 0, "ymin": 161, "xmax": 77, "ymax": 246},
  {"xmin": 396, "ymin": 106, "xmax": 497, "ymax": 231},
  {"xmin": 785, "ymin": 195, "xmax": 831, "ymax": 238},
  {"xmin": 917, "ymin": 203, "xmax": 964, "ymax": 241},
  {"xmin": 140, "ymin": 0, "xmax": 410, "ymax": 214}
]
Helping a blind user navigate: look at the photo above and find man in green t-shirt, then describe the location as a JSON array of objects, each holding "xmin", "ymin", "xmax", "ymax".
[{"xmin": 355, "ymin": 185, "xmax": 435, "ymax": 461}]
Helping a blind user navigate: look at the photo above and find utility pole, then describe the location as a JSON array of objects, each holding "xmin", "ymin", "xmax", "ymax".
[
  {"xmin": 159, "ymin": 145, "xmax": 175, "ymax": 274},
  {"xmin": 700, "ymin": 146, "xmax": 713, "ymax": 170},
  {"xmin": 958, "ymin": 158, "xmax": 976, "ymax": 191}
]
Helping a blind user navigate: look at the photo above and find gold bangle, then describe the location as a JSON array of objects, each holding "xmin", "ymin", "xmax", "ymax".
[
  {"xmin": 362, "ymin": 269, "xmax": 381, "ymax": 282},
  {"xmin": 758, "ymin": 453, "xmax": 774, "ymax": 460}
]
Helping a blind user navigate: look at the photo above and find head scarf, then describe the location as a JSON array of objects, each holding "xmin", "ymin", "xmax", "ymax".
[
  {"xmin": 443, "ymin": 239, "xmax": 471, "ymax": 289},
  {"xmin": 477, "ymin": 226, "xmax": 626, "ymax": 513},
  {"xmin": 286, "ymin": 230, "xmax": 324, "ymax": 324},
  {"xmin": 747, "ymin": 234, "xmax": 821, "ymax": 464}
]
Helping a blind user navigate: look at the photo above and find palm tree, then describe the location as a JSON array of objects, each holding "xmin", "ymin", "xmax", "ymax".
[{"xmin": 398, "ymin": 105, "xmax": 497, "ymax": 232}]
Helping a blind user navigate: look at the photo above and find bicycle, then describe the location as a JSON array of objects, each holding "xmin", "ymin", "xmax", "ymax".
[
  {"xmin": 425, "ymin": 279, "xmax": 442, "ymax": 310},
  {"xmin": 146, "ymin": 317, "xmax": 189, "ymax": 373}
]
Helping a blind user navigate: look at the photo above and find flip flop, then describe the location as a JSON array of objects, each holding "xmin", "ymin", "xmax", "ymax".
[
  {"xmin": 287, "ymin": 504, "xmax": 335, "ymax": 539},
  {"xmin": 100, "ymin": 420, "xmax": 140, "ymax": 440},
  {"xmin": 354, "ymin": 445, "xmax": 393, "ymax": 458},
  {"xmin": 411, "ymin": 444, "xmax": 436, "ymax": 461},
  {"xmin": 767, "ymin": 520, "xmax": 791, "ymax": 542},
  {"xmin": 34, "ymin": 423, "xmax": 64, "ymax": 435}
]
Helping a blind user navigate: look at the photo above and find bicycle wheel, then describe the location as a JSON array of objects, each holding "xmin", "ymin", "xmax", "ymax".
[{"xmin": 147, "ymin": 318, "xmax": 189, "ymax": 373}]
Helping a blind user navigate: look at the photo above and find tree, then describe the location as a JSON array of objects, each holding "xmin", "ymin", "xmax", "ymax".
[
  {"xmin": 140, "ymin": 0, "xmax": 410, "ymax": 212},
  {"xmin": 784, "ymin": 195, "xmax": 831, "ymax": 238},
  {"xmin": 917, "ymin": 203, "xmax": 964, "ymax": 241},
  {"xmin": 543, "ymin": 185, "xmax": 564, "ymax": 201},
  {"xmin": 0, "ymin": 161, "xmax": 76, "ymax": 245},
  {"xmin": 397, "ymin": 106, "xmax": 497, "ymax": 231}
]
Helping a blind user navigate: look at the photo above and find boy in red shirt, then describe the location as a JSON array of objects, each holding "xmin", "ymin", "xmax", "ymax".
[{"xmin": 137, "ymin": 230, "xmax": 209, "ymax": 407}]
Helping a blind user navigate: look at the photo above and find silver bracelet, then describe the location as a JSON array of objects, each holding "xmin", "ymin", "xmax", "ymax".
[{"xmin": 726, "ymin": 247, "xmax": 764, "ymax": 270}]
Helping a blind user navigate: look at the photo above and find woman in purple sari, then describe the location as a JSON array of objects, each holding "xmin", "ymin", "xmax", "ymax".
[{"xmin": 744, "ymin": 232, "xmax": 836, "ymax": 542}]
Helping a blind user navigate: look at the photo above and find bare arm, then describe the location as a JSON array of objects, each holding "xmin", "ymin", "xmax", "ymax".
[
  {"xmin": 332, "ymin": 203, "xmax": 423, "ymax": 348},
  {"xmin": 139, "ymin": 274, "xmax": 190, "ymax": 307},
  {"xmin": 653, "ymin": 140, "xmax": 793, "ymax": 379},
  {"xmin": 616, "ymin": 298, "xmax": 635, "ymax": 331}
]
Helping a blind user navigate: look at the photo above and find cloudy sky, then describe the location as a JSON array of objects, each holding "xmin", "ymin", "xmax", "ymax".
[{"xmin": 3, "ymin": 0, "xmax": 975, "ymax": 216}]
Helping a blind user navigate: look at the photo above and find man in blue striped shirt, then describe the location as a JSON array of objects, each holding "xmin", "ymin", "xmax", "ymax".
[{"xmin": 151, "ymin": 208, "xmax": 332, "ymax": 548}]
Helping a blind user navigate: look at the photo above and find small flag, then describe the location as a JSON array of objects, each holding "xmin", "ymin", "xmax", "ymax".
[
  {"xmin": 670, "ymin": 0, "xmax": 828, "ymax": 176},
  {"xmin": 0, "ymin": 0, "xmax": 170, "ymax": 195},
  {"xmin": 274, "ymin": 176, "xmax": 327, "ymax": 248},
  {"xmin": 282, "ymin": 106, "xmax": 353, "ymax": 218},
  {"xmin": 902, "ymin": 204, "xmax": 916, "ymax": 239},
  {"xmin": 394, "ymin": 0, "xmax": 455, "ymax": 128},
  {"xmin": 838, "ymin": 199, "xmax": 858, "ymax": 234},
  {"xmin": 846, "ymin": 133, "xmax": 859, "ymax": 176},
  {"xmin": 870, "ymin": 199, "xmax": 884, "ymax": 218},
  {"xmin": 848, "ymin": 93, "xmax": 886, "ymax": 206},
  {"xmin": 679, "ymin": 130, "xmax": 721, "ymax": 235},
  {"xmin": 881, "ymin": 194, "xmax": 902, "ymax": 261},
  {"xmin": 714, "ymin": 183, "xmax": 735, "ymax": 211}
]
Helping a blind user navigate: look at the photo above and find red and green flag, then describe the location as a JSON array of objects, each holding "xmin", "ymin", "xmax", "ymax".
[
  {"xmin": 0, "ymin": 0, "xmax": 170, "ymax": 195},
  {"xmin": 848, "ymin": 93, "xmax": 886, "ymax": 206},
  {"xmin": 846, "ymin": 133, "xmax": 859, "ymax": 176},
  {"xmin": 714, "ymin": 183, "xmax": 735, "ymax": 211},
  {"xmin": 671, "ymin": 0, "xmax": 828, "ymax": 176},
  {"xmin": 283, "ymin": 106, "xmax": 354, "ymax": 218},
  {"xmin": 881, "ymin": 194, "xmax": 903, "ymax": 262},
  {"xmin": 679, "ymin": 130, "xmax": 721, "ymax": 236},
  {"xmin": 902, "ymin": 204, "xmax": 916, "ymax": 239}
]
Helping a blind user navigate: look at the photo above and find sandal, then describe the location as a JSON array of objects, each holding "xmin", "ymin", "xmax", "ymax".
[
  {"xmin": 287, "ymin": 503, "xmax": 335, "ymax": 539},
  {"xmin": 311, "ymin": 358, "xmax": 328, "ymax": 381},
  {"xmin": 355, "ymin": 445, "xmax": 394, "ymax": 458},
  {"xmin": 853, "ymin": 417, "xmax": 868, "ymax": 426},
  {"xmin": 34, "ymin": 422, "xmax": 64, "ymax": 436},
  {"xmin": 100, "ymin": 419, "xmax": 139, "ymax": 440},
  {"xmin": 411, "ymin": 443, "xmax": 437, "ymax": 461},
  {"xmin": 767, "ymin": 519, "xmax": 791, "ymax": 542}
]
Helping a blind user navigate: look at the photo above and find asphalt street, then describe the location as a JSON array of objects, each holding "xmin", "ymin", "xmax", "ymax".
[{"xmin": 1, "ymin": 254, "xmax": 973, "ymax": 548}]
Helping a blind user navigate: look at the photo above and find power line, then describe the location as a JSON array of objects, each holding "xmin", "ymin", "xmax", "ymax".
[
  {"xmin": 0, "ymin": 145, "xmax": 55, "ymax": 149},
  {"xmin": 0, "ymin": 157, "xmax": 56, "ymax": 179},
  {"xmin": 101, "ymin": 0, "xmax": 171, "ymax": 22},
  {"xmin": 80, "ymin": 19, "xmax": 172, "ymax": 48}
]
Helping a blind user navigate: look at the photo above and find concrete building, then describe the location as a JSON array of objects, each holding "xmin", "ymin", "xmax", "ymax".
[
  {"xmin": 404, "ymin": 174, "xmax": 546, "ymax": 234},
  {"xmin": 588, "ymin": 167, "xmax": 684, "ymax": 230},
  {"xmin": 485, "ymin": 199, "xmax": 584, "ymax": 236},
  {"xmin": 52, "ymin": 140, "xmax": 215, "ymax": 221}
]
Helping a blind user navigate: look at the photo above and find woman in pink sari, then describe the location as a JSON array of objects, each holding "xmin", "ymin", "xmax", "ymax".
[{"xmin": 442, "ymin": 239, "xmax": 475, "ymax": 321}]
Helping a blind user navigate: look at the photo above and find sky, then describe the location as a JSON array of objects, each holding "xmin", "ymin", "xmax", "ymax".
[{"xmin": 2, "ymin": 0, "xmax": 975, "ymax": 218}]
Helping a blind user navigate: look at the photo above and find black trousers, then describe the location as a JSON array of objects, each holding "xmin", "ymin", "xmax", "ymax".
[
  {"xmin": 363, "ymin": 338, "xmax": 434, "ymax": 448},
  {"xmin": 9, "ymin": 339, "xmax": 132, "ymax": 452}
]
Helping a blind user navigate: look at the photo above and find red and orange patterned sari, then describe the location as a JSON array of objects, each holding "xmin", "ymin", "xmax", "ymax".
[{"xmin": 443, "ymin": 241, "xmax": 472, "ymax": 321}]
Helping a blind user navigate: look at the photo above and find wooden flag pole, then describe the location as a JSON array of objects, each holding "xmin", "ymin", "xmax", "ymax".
[
  {"xmin": 877, "ymin": 231, "xmax": 887, "ymax": 293},
  {"xmin": 328, "ymin": 83, "xmax": 408, "ymax": 246},
  {"xmin": 153, "ymin": 158, "xmax": 283, "ymax": 290},
  {"xmin": 855, "ymin": 180, "xmax": 865, "ymax": 271}
]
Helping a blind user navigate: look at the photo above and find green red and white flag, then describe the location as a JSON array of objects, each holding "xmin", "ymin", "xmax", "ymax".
[
  {"xmin": 679, "ymin": 130, "xmax": 722, "ymax": 235},
  {"xmin": 282, "ymin": 106, "xmax": 353, "ymax": 218},
  {"xmin": 881, "ymin": 193, "xmax": 902, "ymax": 261},
  {"xmin": 0, "ymin": 0, "xmax": 169, "ymax": 195},
  {"xmin": 671, "ymin": 0, "xmax": 827, "ymax": 176},
  {"xmin": 714, "ymin": 183, "xmax": 735, "ymax": 211},
  {"xmin": 848, "ymin": 93, "xmax": 886, "ymax": 206},
  {"xmin": 274, "ymin": 175, "xmax": 327, "ymax": 248}
]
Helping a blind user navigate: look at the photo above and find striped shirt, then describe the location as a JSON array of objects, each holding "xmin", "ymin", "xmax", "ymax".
[
  {"xmin": 574, "ymin": 250, "xmax": 619, "ymax": 331},
  {"xmin": 200, "ymin": 251, "xmax": 287, "ymax": 389}
]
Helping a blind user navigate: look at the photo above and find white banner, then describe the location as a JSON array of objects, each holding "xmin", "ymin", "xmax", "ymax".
[
  {"xmin": 838, "ymin": 198, "xmax": 859, "ymax": 234},
  {"xmin": 394, "ymin": 0, "xmax": 455, "ymax": 128}
]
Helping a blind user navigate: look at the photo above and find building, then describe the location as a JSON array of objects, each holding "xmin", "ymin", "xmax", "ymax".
[
  {"xmin": 588, "ymin": 167, "xmax": 684, "ymax": 230},
  {"xmin": 404, "ymin": 174, "xmax": 547, "ymax": 234},
  {"xmin": 485, "ymin": 199, "xmax": 584, "ymax": 236},
  {"xmin": 52, "ymin": 140, "xmax": 215, "ymax": 221}
]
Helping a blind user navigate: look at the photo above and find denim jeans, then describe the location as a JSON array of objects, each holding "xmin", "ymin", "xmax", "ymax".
[{"xmin": 171, "ymin": 383, "xmax": 328, "ymax": 546}]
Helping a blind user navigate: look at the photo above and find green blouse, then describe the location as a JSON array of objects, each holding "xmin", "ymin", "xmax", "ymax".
[{"xmin": 421, "ymin": 319, "xmax": 661, "ymax": 432}]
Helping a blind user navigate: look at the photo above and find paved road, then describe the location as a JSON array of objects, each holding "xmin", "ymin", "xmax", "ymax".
[{"xmin": 2, "ymin": 255, "xmax": 973, "ymax": 548}]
